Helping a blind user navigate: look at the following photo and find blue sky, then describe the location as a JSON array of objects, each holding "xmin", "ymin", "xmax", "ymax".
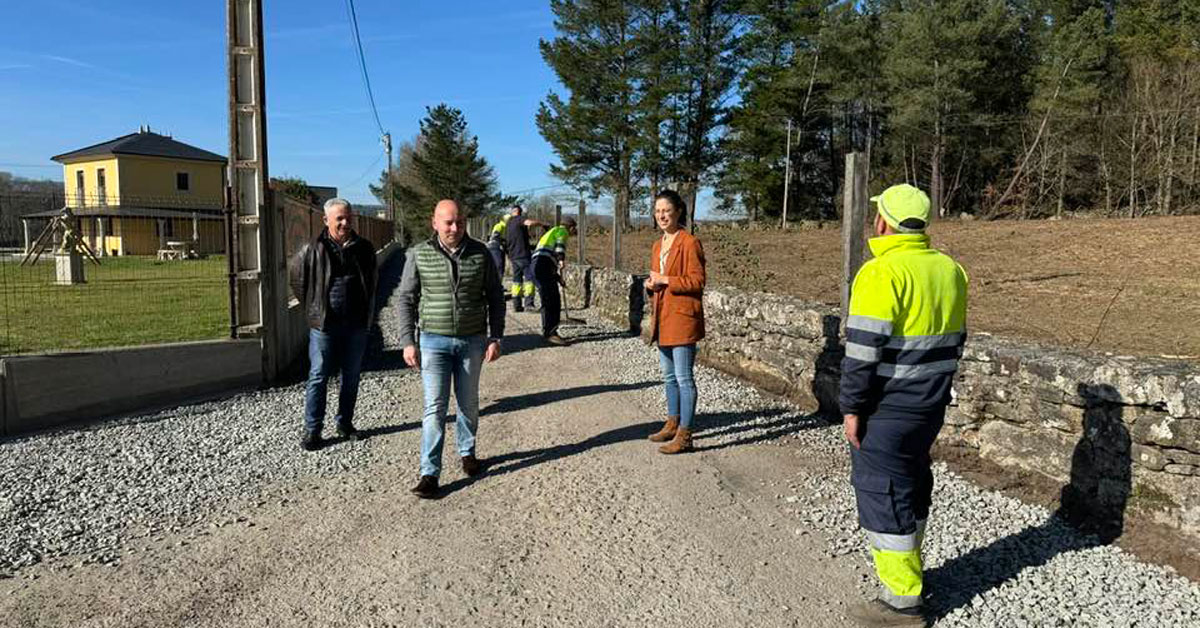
[{"xmin": 0, "ymin": 0, "xmax": 581, "ymax": 209}]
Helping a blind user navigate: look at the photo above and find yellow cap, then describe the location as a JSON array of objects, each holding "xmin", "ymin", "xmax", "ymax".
[{"xmin": 870, "ymin": 184, "xmax": 931, "ymax": 233}]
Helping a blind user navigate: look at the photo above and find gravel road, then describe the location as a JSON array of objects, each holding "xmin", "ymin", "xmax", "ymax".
[{"xmin": 1, "ymin": 263, "xmax": 1198, "ymax": 627}]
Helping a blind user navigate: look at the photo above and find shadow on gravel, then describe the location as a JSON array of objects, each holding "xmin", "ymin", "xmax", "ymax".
[
  {"xmin": 480, "ymin": 381, "xmax": 658, "ymax": 416},
  {"xmin": 924, "ymin": 383, "xmax": 1131, "ymax": 621},
  {"xmin": 363, "ymin": 248, "xmax": 406, "ymax": 373},
  {"xmin": 439, "ymin": 407, "xmax": 829, "ymax": 498},
  {"xmin": 691, "ymin": 408, "xmax": 827, "ymax": 452},
  {"xmin": 436, "ymin": 420, "xmax": 660, "ymax": 497},
  {"xmin": 563, "ymin": 329, "xmax": 637, "ymax": 345}
]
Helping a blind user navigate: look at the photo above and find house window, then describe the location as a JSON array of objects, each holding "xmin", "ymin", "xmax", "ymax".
[
  {"xmin": 75, "ymin": 170, "xmax": 85, "ymax": 203},
  {"xmin": 176, "ymin": 172, "xmax": 190, "ymax": 192},
  {"xmin": 97, "ymin": 168, "xmax": 107, "ymax": 206}
]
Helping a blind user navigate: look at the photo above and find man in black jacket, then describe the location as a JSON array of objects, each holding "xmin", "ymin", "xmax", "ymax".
[{"xmin": 288, "ymin": 198, "xmax": 377, "ymax": 451}]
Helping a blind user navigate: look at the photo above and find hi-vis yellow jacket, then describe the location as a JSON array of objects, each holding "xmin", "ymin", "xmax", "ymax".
[
  {"xmin": 838, "ymin": 234, "xmax": 968, "ymax": 416},
  {"xmin": 532, "ymin": 225, "xmax": 569, "ymax": 262},
  {"xmin": 489, "ymin": 215, "xmax": 511, "ymax": 245}
]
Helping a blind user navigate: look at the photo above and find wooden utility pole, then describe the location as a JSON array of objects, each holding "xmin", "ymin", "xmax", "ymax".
[
  {"xmin": 782, "ymin": 118, "xmax": 793, "ymax": 229},
  {"xmin": 841, "ymin": 152, "xmax": 869, "ymax": 322},
  {"xmin": 382, "ymin": 131, "xmax": 397, "ymax": 244},
  {"xmin": 228, "ymin": 0, "xmax": 283, "ymax": 381},
  {"xmin": 554, "ymin": 204, "xmax": 562, "ymax": 226}
]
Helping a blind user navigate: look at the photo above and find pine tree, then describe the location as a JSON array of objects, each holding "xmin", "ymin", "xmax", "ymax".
[
  {"xmin": 371, "ymin": 104, "xmax": 511, "ymax": 240},
  {"xmin": 538, "ymin": 0, "xmax": 644, "ymax": 228}
]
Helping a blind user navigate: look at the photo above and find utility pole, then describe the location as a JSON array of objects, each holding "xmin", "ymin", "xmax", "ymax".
[
  {"xmin": 382, "ymin": 131, "xmax": 397, "ymax": 244},
  {"xmin": 227, "ymin": 0, "xmax": 282, "ymax": 381},
  {"xmin": 782, "ymin": 118, "xmax": 792, "ymax": 229}
]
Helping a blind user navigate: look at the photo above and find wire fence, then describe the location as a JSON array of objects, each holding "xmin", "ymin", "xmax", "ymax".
[
  {"xmin": 0, "ymin": 190, "xmax": 396, "ymax": 357},
  {"xmin": 0, "ymin": 191, "xmax": 230, "ymax": 356}
]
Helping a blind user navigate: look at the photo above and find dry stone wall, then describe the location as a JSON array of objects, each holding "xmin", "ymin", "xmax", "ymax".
[{"xmin": 564, "ymin": 264, "xmax": 1200, "ymax": 540}]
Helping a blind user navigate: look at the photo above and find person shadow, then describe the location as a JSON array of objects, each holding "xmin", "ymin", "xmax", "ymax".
[
  {"xmin": 923, "ymin": 382, "xmax": 1132, "ymax": 621},
  {"xmin": 434, "ymin": 402, "xmax": 826, "ymax": 497}
]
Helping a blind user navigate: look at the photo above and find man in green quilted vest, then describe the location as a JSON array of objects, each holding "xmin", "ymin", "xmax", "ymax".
[{"xmin": 397, "ymin": 200, "xmax": 506, "ymax": 499}]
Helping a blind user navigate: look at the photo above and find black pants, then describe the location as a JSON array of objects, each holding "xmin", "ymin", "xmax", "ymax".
[
  {"xmin": 532, "ymin": 255, "xmax": 561, "ymax": 337},
  {"xmin": 511, "ymin": 256, "xmax": 534, "ymax": 308},
  {"xmin": 487, "ymin": 242, "xmax": 505, "ymax": 275},
  {"xmin": 849, "ymin": 406, "xmax": 945, "ymax": 535}
]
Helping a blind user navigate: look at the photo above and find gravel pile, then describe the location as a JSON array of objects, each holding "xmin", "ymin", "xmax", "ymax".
[
  {"xmin": 0, "ymin": 262, "xmax": 419, "ymax": 577},
  {"xmin": 564, "ymin": 316, "xmax": 1200, "ymax": 627}
]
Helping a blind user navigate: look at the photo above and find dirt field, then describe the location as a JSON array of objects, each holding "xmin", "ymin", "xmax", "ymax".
[{"xmin": 583, "ymin": 215, "xmax": 1200, "ymax": 359}]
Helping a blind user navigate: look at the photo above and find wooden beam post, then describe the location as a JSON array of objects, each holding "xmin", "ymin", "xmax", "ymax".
[
  {"xmin": 577, "ymin": 198, "xmax": 586, "ymax": 265},
  {"xmin": 841, "ymin": 152, "xmax": 869, "ymax": 322}
]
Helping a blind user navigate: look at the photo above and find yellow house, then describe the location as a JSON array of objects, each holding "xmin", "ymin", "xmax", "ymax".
[{"xmin": 24, "ymin": 128, "xmax": 227, "ymax": 256}]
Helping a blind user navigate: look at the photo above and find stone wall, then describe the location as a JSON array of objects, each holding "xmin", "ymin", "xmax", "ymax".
[{"xmin": 567, "ymin": 264, "xmax": 1200, "ymax": 540}]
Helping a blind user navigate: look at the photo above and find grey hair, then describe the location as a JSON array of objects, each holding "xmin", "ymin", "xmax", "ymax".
[{"xmin": 323, "ymin": 197, "xmax": 352, "ymax": 213}]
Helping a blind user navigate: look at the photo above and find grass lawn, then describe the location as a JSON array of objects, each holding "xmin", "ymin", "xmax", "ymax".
[{"xmin": 0, "ymin": 255, "xmax": 229, "ymax": 355}]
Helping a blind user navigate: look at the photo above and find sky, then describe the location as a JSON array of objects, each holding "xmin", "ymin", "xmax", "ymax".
[{"xmin": 0, "ymin": 0, "xmax": 603, "ymax": 211}]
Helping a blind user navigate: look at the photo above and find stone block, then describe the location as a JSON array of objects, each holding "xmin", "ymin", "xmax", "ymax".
[
  {"xmin": 978, "ymin": 420, "xmax": 1077, "ymax": 482},
  {"xmin": 1132, "ymin": 414, "xmax": 1200, "ymax": 453},
  {"xmin": 1165, "ymin": 464, "xmax": 1198, "ymax": 476},
  {"xmin": 1132, "ymin": 444, "xmax": 1168, "ymax": 471}
]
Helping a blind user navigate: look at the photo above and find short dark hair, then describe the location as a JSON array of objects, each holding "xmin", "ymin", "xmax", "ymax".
[{"xmin": 654, "ymin": 189, "xmax": 687, "ymax": 227}]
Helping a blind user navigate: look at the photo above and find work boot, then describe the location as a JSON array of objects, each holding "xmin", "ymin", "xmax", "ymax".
[
  {"xmin": 336, "ymin": 422, "xmax": 361, "ymax": 442},
  {"xmin": 410, "ymin": 475, "xmax": 439, "ymax": 499},
  {"xmin": 513, "ymin": 302, "xmax": 525, "ymax": 313},
  {"xmin": 648, "ymin": 416, "xmax": 679, "ymax": 442},
  {"xmin": 658, "ymin": 427, "xmax": 693, "ymax": 455},
  {"xmin": 846, "ymin": 599, "xmax": 927, "ymax": 627},
  {"xmin": 545, "ymin": 333, "xmax": 569, "ymax": 346},
  {"xmin": 300, "ymin": 431, "xmax": 323, "ymax": 452},
  {"xmin": 462, "ymin": 454, "xmax": 484, "ymax": 478}
]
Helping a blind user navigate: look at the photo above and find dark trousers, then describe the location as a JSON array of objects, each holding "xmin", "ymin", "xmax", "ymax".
[
  {"xmin": 511, "ymin": 256, "xmax": 535, "ymax": 307},
  {"xmin": 303, "ymin": 325, "xmax": 368, "ymax": 434},
  {"xmin": 487, "ymin": 243, "xmax": 505, "ymax": 275},
  {"xmin": 850, "ymin": 406, "xmax": 945, "ymax": 535},
  {"xmin": 532, "ymin": 255, "xmax": 561, "ymax": 337}
]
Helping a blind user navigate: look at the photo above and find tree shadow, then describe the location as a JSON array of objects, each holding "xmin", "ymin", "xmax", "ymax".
[
  {"xmin": 562, "ymin": 329, "xmax": 637, "ymax": 345},
  {"xmin": 691, "ymin": 408, "xmax": 828, "ymax": 452},
  {"xmin": 923, "ymin": 382, "xmax": 1132, "ymax": 620},
  {"xmin": 480, "ymin": 380, "xmax": 658, "ymax": 416}
]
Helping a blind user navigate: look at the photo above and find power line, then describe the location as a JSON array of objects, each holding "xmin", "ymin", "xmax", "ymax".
[
  {"xmin": 344, "ymin": 0, "xmax": 384, "ymax": 136},
  {"xmin": 341, "ymin": 152, "xmax": 385, "ymax": 190}
]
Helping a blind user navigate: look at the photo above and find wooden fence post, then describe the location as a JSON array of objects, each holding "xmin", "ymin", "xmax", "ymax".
[
  {"xmin": 841, "ymin": 152, "xmax": 869, "ymax": 322},
  {"xmin": 555, "ymin": 204, "xmax": 562, "ymax": 226},
  {"xmin": 577, "ymin": 199, "xmax": 586, "ymax": 264}
]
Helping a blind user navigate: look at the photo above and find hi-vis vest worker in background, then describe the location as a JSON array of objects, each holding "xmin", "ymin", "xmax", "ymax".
[
  {"xmin": 840, "ymin": 184, "xmax": 968, "ymax": 627},
  {"xmin": 531, "ymin": 216, "xmax": 576, "ymax": 346},
  {"xmin": 487, "ymin": 213, "xmax": 511, "ymax": 274}
]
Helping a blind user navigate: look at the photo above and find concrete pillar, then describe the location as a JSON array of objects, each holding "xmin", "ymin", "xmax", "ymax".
[
  {"xmin": 96, "ymin": 217, "xmax": 106, "ymax": 258},
  {"xmin": 23, "ymin": 219, "xmax": 32, "ymax": 254},
  {"xmin": 55, "ymin": 252, "xmax": 85, "ymax": 285},
  {"xmin": 157, "ymin": 218, "xmax": 167, "ymax": 250},
  {"xmin": 192, "ymin": 212, "xmax": 200, "ymax": 254}
]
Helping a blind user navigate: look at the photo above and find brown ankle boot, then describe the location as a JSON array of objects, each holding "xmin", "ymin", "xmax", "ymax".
[
  {"xmin": 648, "ymin": 417, "xmax": 679, "ymax": 442},
  {"xmin": 658, "ymin": 427, "xmax": 693, "ymax": 455}
]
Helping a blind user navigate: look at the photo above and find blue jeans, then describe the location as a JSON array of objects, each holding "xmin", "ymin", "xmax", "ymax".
[
  {"xmin": 304, "ymin": 326, "xmax": 369, "ymax": 434},
  {"xmin": 658, "ymin": 344, "xmax": 698, "ymax": 429},
  {"xmin": 419, "ymin": 332, "xmax": 487, "ymax": 477}
]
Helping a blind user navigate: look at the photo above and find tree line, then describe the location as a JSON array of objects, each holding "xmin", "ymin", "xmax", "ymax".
[{"xmin": 536, "ymin": 0, "xmax": 1200, "ymax": 223}]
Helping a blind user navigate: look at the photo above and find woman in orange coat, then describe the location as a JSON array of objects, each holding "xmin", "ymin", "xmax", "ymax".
[{"xmin": 644, "ymin": 190, "xmax": 706, "ymax": 454}]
